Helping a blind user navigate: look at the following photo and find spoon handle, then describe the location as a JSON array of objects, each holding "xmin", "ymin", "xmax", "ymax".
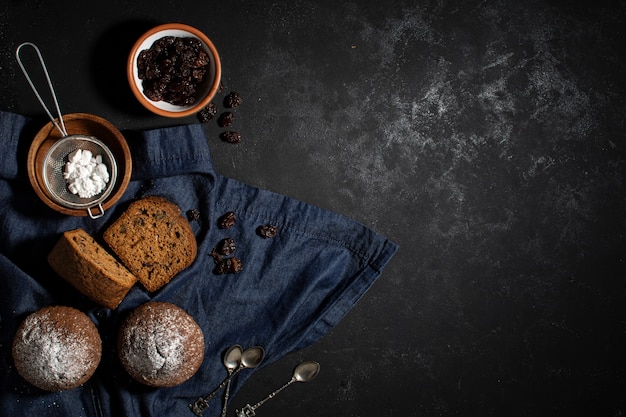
[
  {"xmin": 236, "ymin": 404, "xmax": 256, "ymax": 417},
  {"xmin": 242, "ymin": 377, "xmax": 296, "ymax": 414},
  {"xmin": 189, "ymin": 398, "xmax": 208, "ymax": 417},
  {"xmin": 220, "ymin": 375, "xmax": 233, "ymax": 417},
  {"xmin": 189, "ymin": 367, "xmax": 242, "ymax": 416}
]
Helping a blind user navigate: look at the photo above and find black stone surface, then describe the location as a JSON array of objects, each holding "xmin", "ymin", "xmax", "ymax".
[{"xmin": 1, "ymin": 0, "xmax": 625, "ymax": 416}]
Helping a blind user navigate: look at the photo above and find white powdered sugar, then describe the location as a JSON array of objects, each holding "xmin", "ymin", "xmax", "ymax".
[
  {"xmin": 13, "ymin": 310, "xmax": 98, "ymax": 389},
  {"xmin": 118, "ymin": 303, "xmax": 204, "ymax": 386},
  {"xmin": 126, "ymin": 309, "xmax": 188, "ymax": 377},
  {"xmin": 63, "ymin": 148, "xmax": 110, "ymax": 198}
]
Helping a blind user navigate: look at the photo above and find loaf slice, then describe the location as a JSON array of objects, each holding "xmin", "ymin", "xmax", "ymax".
[
  {"xmin": 48, "ymin": 228, "xmax": 138, "ymax": 309},
  {"xmin": 103, "ymin": 196, "xmax": 197, "ymax": 292}
]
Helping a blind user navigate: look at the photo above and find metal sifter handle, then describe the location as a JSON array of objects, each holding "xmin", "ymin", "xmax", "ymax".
[{"xmin": 15, "ymin": 42, "xmax": 68, "ymax": 137}]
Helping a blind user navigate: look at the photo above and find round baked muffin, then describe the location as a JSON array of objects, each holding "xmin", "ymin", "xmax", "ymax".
[
  {"xmin": 12, "ymin": 306, "xmax": 102, "ymax": 392},
  {"xmin": 117, "ymin": 302, "xmax": 204, "ymax": 387}
]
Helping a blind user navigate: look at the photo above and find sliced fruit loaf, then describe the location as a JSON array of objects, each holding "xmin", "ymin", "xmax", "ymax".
[{"xmin": 103, "ymin": 196, "xmax": 197, "ymax": 292}]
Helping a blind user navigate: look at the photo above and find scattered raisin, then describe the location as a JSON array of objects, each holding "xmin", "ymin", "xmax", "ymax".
[
  {"xmin": 218, "ymin": 211, "xmax": 236, "ymax": 229},
  {"xmin": 209, "ymin": 248, "xmax": 222, "ymax": 263},
  {"xmin": 218, "ymin": 112, "xmax": 234, "ymax": 127},
  {"xmin": 186, "ymin": 209, "xmax": 201, "ymax": 222},
  {"xmin": 257, "ymin": 224, "xmax": 278, "ymax": 238},
  {"xmin": 198, "ymin": 102, "xmax": 217, "ymax": 123},
  {"xmin": 136, "ymin": 179, "xmax": 155, "ymax": 199},
  {"xmin": 220, "ymin": 131, "xmax": 241, "ymax": 144},
  {"xmin": 215, "ymin": 257, "xmax": 243, "ymax": 274},
  {"xmin": 215, "ymin": 237, "xmax": 236, "ymax": 256},
  {"xmin": 217, "ymin": 80, "xmax": 225, "ymax": 94},
  {"xmin": 224, "ymin": 91, "xmax": 243, "ymax": 108}
]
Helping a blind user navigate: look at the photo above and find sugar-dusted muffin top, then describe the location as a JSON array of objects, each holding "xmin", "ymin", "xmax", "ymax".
[
  {"xmin": 12, "ymin": 306, "xmax": 102, "ymax": 391},
  {"xmin": 117, "ymin": 301, "xmax": 204, "ymax": 387}
]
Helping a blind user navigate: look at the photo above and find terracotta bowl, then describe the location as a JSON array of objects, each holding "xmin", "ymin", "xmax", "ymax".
[
  {"xmin": 127, "ymin": 23, "xmax": 221, "ymax": 118},
  {"xmin": 27, "ymin": 113, "xmax": 132, "ymax": 217}
]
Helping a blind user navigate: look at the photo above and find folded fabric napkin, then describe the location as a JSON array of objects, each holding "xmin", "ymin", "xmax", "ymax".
[{"xmin": 0, "ymin": 110, "xmax": 397, "ymax": 417}]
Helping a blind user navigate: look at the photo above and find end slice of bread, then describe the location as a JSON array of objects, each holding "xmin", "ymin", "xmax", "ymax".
[
  {"xmin": 103, "ymin": 196, "xmax": 197, "ymax": 292},
  {"xmin": 48, "ymin": 228, "xmax": 138, "ymax": 309}
]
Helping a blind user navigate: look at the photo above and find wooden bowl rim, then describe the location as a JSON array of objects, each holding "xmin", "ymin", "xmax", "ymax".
[{"xmin": 27, "ymin": 113, "xmax": 132, "ymax": 217}]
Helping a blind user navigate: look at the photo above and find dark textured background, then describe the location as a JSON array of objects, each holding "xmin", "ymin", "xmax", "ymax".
[{"xmin": 1, "ymin": 0, "xmax": 625, "ymax": 416}]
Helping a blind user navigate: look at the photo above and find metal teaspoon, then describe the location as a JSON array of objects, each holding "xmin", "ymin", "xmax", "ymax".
[
  {"xmin": 190, "ymin": 346, "xmax": 265, "ymax": 416},
  {"xmin": 221, "ymin": 345, "xmax": 243, "ymax": 417},
  {"xmin": 235, "ymin": 361, "xmax": 320, "ymax": 417}
]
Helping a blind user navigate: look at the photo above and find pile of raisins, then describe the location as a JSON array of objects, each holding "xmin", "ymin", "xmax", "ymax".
[{"xmin": 137, "ymin": 36, "xmax": 210, "ymax": 106}]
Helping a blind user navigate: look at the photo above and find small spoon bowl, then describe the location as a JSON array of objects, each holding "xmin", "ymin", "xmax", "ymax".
[
  {"xmin": 240, "ymin": 346, "xmax": 265, "ymax": 369},
  {"xmin": 221, "ymin": 345, "xmax": 243, "ymax": 417},
  {"xmin": 223, "ymin": 345, "xmax": 242, "ymax": 371},
  {"xmin": 294, "ymin": 361, "xmax": 320, "ymax": 383}
]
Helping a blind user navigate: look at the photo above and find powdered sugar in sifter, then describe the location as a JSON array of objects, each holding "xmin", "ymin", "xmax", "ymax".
[{"xmin": 16, "ymin": 42, "xmax": 118, "ymax": 219}]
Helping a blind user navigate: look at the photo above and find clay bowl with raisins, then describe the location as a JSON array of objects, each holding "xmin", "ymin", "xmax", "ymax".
[{"xmin": 127, "ymin": 23, "xmax": 221, "ymax": 118}]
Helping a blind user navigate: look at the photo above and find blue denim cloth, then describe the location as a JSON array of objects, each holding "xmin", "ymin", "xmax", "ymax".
[{"xmin": 0, "ymin": 110, "xmax": 398, "ymax": 417}]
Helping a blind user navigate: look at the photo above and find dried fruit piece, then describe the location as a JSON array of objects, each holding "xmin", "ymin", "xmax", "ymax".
[
  {"xmin": 186, "ymin": 209, "xmax": 201, "ymax": 222},
  {"xmin": 136, "ymin": 179, "xmax": 156, "ymax": 199},
  {"xmin": 197, "ymin": 102, "xmax": 217, "ymax": 123},
  {"xmin": 215, "ymin": 257, "xmax": 243, "ymax": 274},
  {"xmin": 218, "ymin": 112, "xmax": 234, "ymax": 127},
  {"xmin": 224, "ymin": 91, "xmax": 243, "ymax": 108},
  {"xmin": 215, "ymin": 237, "xmax": 236, "ymax": 256},
  {"xmin": 218, "ymin": 211, "xmax": 236, "ymax": 229},
  {"xmin": 220, "ymin": 131, "xmax": 241, "ymax": 144},
  {"xmin": 257, "ymin": 224, "xmax": 278, "ymax": 238}
]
